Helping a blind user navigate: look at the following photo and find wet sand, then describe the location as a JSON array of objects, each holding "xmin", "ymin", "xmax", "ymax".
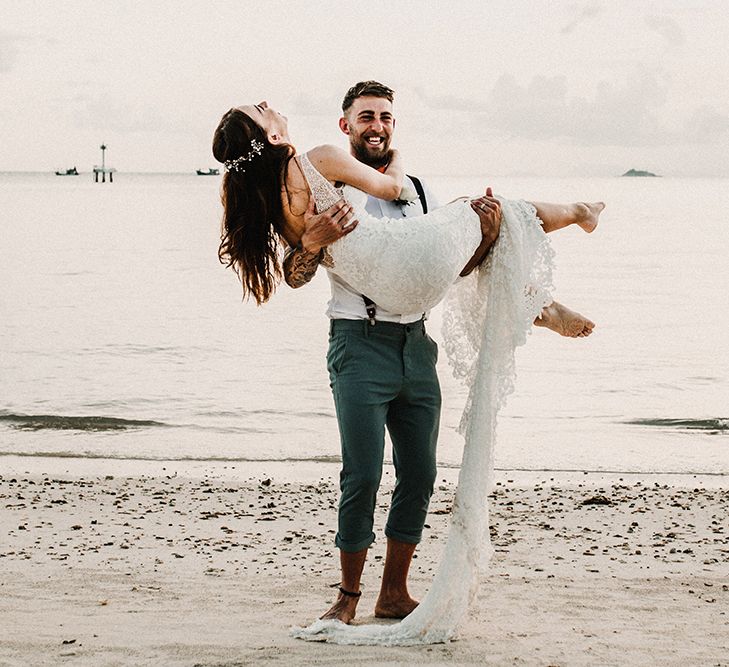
[{"xmin": 1, "ymin": 469, "xmax": 727, "ymax": 665}]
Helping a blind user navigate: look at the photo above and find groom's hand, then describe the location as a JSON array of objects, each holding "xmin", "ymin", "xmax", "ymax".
[
  {"xmin": 460, "ymin": 187, "xmax": 502, "ymax": 277},
  {"xmin": 470, "ymin": 187, "xmax": 501, "ymax": 248},
  {"xmin": 300, "ymin": 198, "xmax": 358, "ymax": 253},
  {"xmin": 284, "ymin": 199, "xmax": 357, "ymax": 289}
]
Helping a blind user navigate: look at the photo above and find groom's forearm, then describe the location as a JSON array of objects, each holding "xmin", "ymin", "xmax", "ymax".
[
  {"xmin": 283, "ymin": 246, "xmax": 323, "ymax": 288},
  {"xmin": 459, "ymin": 237, "xmax": 495, "ymax": 277}
]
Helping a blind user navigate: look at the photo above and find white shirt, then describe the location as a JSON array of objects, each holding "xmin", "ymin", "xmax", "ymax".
[{"xmin": 326, "ymin": 175, "xmax": 439, "ymax": 323}]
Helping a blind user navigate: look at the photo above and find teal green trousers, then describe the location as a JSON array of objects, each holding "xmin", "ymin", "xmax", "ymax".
[{"xmin": 327, "ymin": 318, "xmax": 441, "ymax": 552}]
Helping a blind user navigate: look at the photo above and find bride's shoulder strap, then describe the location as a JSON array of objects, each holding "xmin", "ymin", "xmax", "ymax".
[{"xmin": 298, "ymin": 149, "xmax": 343, "ymax": 214}]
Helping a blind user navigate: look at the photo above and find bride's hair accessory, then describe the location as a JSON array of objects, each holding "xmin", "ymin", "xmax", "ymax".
[{"xmin": 224, "ymin": 139, "xmax": 265, "ymax": 173}]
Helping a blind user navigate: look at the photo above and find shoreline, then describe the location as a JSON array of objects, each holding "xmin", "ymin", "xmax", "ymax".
[
  {"xmin": 1, "ymin": 470, "xmax": 727, "ymax": 665},
  {"xmin": 1, "ymin": 453, "xmax": 728, "ymax": 489}
]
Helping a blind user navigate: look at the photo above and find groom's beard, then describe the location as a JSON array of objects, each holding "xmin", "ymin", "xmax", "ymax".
[{"xmin": 350, "ymin": 136, "xmax": 391, "ymax": 169}]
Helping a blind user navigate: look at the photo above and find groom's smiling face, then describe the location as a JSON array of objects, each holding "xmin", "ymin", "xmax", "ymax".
[{"xmin": 339, "ymin": 95, "xmax": 395, "ymax": 169}]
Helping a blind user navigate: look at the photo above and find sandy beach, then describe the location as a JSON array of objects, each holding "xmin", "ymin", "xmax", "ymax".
[{"xmin": 1, "ymin": 462, "xmax": 727, "ymax": 666}]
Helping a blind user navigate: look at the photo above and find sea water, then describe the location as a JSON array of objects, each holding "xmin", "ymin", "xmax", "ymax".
[{"xmin": 1, "ymin": 172, "xmax": 727, "ymax": 476}]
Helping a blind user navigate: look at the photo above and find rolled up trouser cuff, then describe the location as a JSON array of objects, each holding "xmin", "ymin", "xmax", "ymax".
[
  {"xmin": 335, "ymin": 531, "xmax": 376, "ymax": 553},
  {"xmin": 384, "ymin": 525, "xmax": 422, "ymax": 545}
]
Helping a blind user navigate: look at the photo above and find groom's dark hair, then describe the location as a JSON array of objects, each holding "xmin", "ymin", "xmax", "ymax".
[{"xmin": 341, "ymin": 81, "xmax": 394, "ymax": 113}]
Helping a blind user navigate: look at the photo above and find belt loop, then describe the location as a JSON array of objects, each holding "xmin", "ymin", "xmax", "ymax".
[{"xmin": 363, "ymin": 318, "xmax": 370, "ymax": 337}]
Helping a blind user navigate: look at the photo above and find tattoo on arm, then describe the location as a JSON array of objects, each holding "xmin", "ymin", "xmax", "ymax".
[{"xmin": 283, "ymin": 246, "xmax": 323, "ymax": 288}]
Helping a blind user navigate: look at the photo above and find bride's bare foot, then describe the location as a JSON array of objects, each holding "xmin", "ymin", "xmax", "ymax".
[
  {"xmin": 319, "ymin": 588, "xmax": 361, "ymax": 624},
  {"xmin": 374, "ymin": 593, "xmax": 419, "ymax": 619},
  {"xmin": 535, "ymin": 301, "xmax": 595, "ymax": 338},
  {"xmin": 532, "ymin": 200, "xmax": 605, "ymax": 234},
  {"xmin": 573, "ymin": 201, "xmax": 605, "ymax": 233}
]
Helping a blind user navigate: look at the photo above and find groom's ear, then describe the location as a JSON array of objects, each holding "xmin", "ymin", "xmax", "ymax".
[{"xmin": 338, "ymin": 117, "xmax": 350, "ymax": 135}]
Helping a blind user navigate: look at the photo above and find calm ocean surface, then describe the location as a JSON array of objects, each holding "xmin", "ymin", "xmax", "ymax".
[{"xmin": 1, "ymin": 172, "xmax": 727, "ymax": 476}]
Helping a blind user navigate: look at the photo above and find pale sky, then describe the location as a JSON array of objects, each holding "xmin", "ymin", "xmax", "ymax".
[{"xmin": 2, "ymin": 0, "xmax": 728, "ymax": 176}]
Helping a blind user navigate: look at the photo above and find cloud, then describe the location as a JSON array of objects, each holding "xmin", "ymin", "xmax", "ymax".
[
  {"xmin": 644, "ymin": 14, "xmax": 685, "ymax": 46},
  {"xmin": 521, "ymin": 71, "xmax": 670, "ymax": 146},
  {"xmin": 485, "ymin": 71, "xmax": 729, "ymax": 146},
  {"xmin": 413, "ymin": 69, "xmax": 722, "ymax": 147},
  {"xmin": 561, "ymin": 2, "xmax": 603, "ymax": 34},
  {"xmin": 0, "ymin": 30, "xmax": 56, "ymax": 73},
  {"xmin": 411, "ymin": 86, "xmax": 488, "ymax": 114},
  {"xmin": 684, "ymin": 105, "xmax": 729, "ymax": 143},
  {"xmin": 63, "ymin": 90, "xmax": 172, "ymax": 133},
  {"xmin": 0, "ymin": 30, "xmax": 23, "ymax": 72},
  {"xmin": 289, "ymin": 91, "xmax": 331, "ymax": 117}
]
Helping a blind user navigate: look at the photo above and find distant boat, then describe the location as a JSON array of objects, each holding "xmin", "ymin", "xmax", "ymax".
[
  {"xmin": 622, "ymin": 168, "xmax": 660, "ymax": 177},
  {"xmin": 196, "ymin": 168, "xmax": 220, "ymax": 176},
  {"xmin": 55, "ymin": 167, "xmax": 79, "ymax": 176}
]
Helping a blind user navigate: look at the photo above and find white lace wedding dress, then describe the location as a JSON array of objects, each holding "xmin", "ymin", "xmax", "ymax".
[{"xmin": 291, "ymin": 153, "xmax": 555, "ymax": 645}]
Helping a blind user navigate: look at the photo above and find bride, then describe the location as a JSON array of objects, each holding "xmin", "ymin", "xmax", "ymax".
[
  {"xmin": 212, "ymin": 102, "xmax": 603, "ymax": 645},
  {"xmin": 213, "ymin": 103, "xmax": 601, "ymax": 322}
]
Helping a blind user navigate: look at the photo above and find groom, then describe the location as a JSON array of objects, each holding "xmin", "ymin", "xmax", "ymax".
[{"xmin": 283, "ymin": 81, "xmax": 501, "ymax": 623}]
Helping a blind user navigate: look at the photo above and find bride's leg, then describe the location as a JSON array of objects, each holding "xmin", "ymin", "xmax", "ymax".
[
  {"xmin": 531, "ymin": 201, "xmax": 605, "ymax": 234},
  {"xmin": 534, "ymin": 300, "xmax": 595, "ymax": 337}
]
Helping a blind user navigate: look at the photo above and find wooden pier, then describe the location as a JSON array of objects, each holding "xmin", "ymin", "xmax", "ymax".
[{"xmin": 93, "ymin": 143, "xmax": 116, "ymax": 183}]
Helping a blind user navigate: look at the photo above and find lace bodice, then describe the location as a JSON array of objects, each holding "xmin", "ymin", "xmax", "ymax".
[
  {"xmin": 298, "ymin": 153, "xmax": 344, "ymax": 212},
  {"xmin": 298, "ymin": 152, "xmax": 480, "ymax": 313}
]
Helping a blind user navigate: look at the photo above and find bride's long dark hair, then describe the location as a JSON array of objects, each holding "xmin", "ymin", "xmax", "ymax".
[{"xmin": 212, "ymin": 108, "xmax": 295, "ymax": 305}]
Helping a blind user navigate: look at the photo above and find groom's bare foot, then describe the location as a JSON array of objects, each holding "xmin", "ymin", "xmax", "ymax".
[
  {"xmin": 535, "ymin": 301, "xmax": 595, "ymax": 338},
  {"xmin": 573, "ymin": 201, "xmax": 605, "ymax": 233},
  {"xmin": 374, "ymin": 594, "xmax": 419, "ymax": 619},
  {"xmin": 319, "ymin": 589, "xmax": 360, "ymax": 624}
]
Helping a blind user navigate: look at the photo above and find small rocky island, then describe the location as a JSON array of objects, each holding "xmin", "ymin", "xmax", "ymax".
[{"xmin": 622, "ymin": 168, "xmax": 660, "ymax": 177}]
